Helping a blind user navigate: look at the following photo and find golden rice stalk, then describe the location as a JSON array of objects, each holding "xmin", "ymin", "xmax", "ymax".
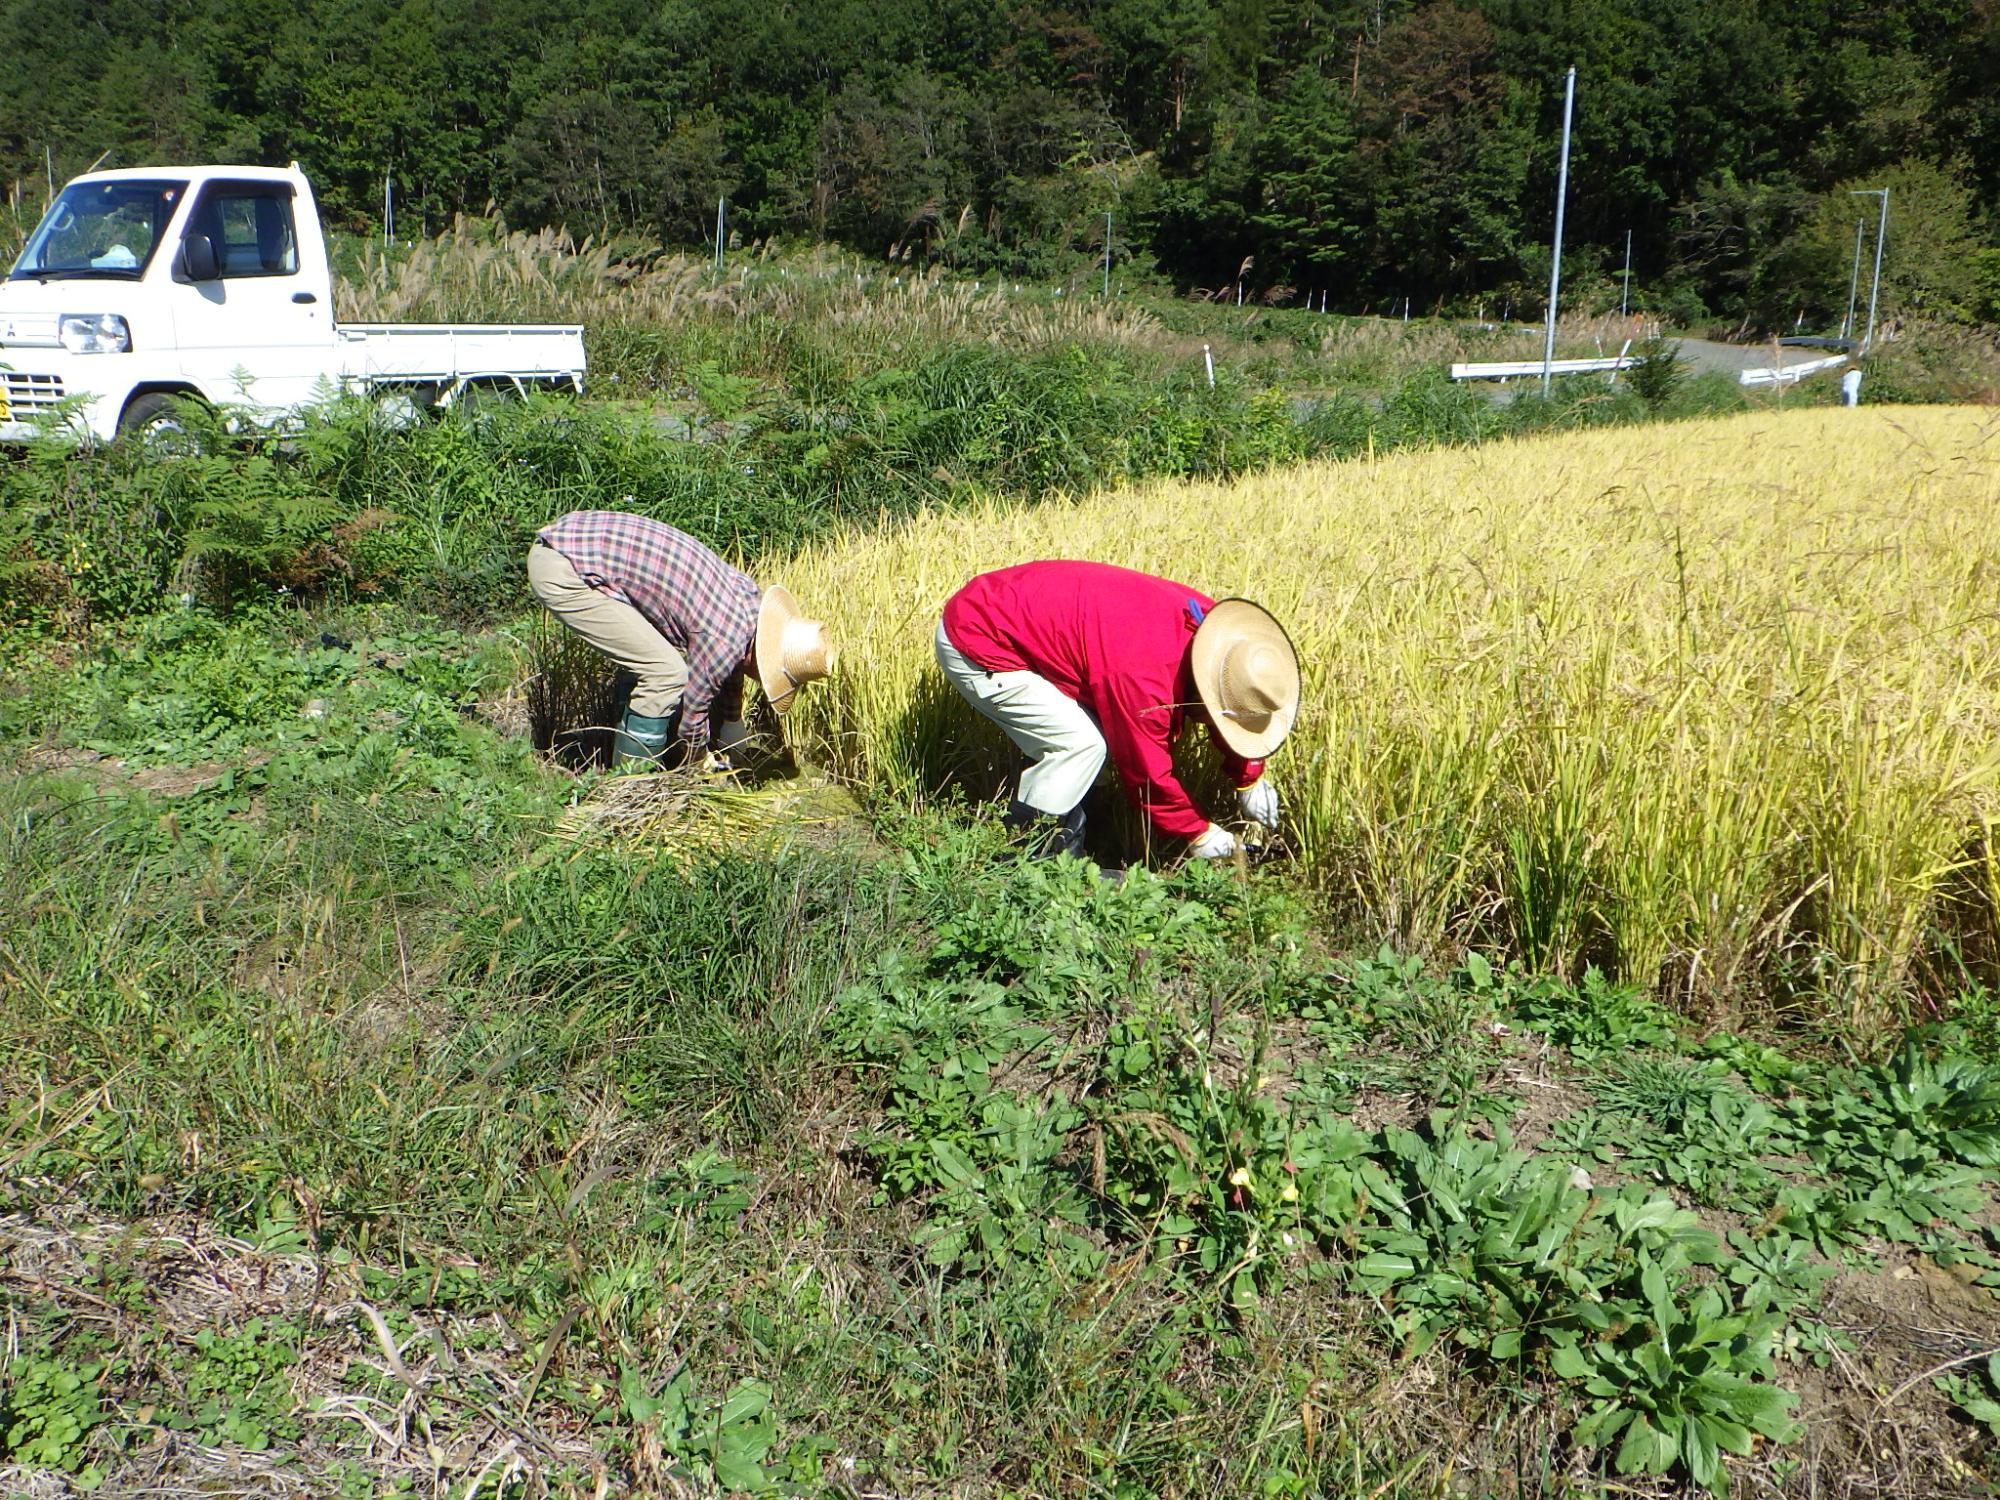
[
  {"xmin": 775, "ymin": 406, "xmax": 2000, "ymax": 1024},
  {"xmin": 524, "ymin": 611, "xmax": 624, "ymax": 770}
]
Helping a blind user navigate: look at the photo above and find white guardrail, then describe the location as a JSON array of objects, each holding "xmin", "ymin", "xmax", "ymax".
[
  {"xmin": 1737, "ymin": 353, "xmax": 1850, "ymax": 387},
  {"xmin": 1449, "ymin": 355, "xmax": 1630, "ymax": 380},
  {"xmin": 1451, "ymin": 347, "xmax": 1851, "ymax": 388}
]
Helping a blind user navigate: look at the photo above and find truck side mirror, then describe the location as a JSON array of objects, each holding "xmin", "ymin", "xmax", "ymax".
[{"xmin": 179, "ymin": 234, "xmax": 219, "ymax": 282}]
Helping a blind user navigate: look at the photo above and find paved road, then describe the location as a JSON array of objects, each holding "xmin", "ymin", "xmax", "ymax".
[
  {"xmin": 1468, "ymin": 333, "xmax": 1850, "ymax": 404},
  {"xmin": 1672, "ymin": 337, "xmax": 1849, "ymax": 379}
]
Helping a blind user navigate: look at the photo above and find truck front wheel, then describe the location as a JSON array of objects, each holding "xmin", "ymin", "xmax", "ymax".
[{"xmin": 118, "ymin": 391, "xmax": 204, "ymax": 450}]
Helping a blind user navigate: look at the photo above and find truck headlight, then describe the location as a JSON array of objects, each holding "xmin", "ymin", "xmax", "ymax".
[{"xmin": 58, "ymin": 313, "xmax": 131, "ymax": 353}]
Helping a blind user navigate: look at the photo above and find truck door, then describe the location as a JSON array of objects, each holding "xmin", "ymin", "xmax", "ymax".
[{"xmin": 171, "ymin": 179, "xmax": 334, "ymax": 413}]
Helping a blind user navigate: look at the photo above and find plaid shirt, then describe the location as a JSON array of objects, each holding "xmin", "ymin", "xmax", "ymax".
[{"xmin": 537, "ymin": 511, "xmax": 758, "ymax": 746}]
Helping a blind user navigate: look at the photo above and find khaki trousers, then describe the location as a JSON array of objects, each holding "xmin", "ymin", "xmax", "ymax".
[
  {"xmin": 527, "ymin": 543, "xmax": 687, "ymax": 716},
  {"xmin": 935, "ymin": 622, "xmax": 1106, "ymax": 816}
]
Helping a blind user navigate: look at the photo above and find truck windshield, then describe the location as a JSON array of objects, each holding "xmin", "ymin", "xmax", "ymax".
[{"xmin": 10, "ymin": 179, "xmax": 187, "ymax": 280}]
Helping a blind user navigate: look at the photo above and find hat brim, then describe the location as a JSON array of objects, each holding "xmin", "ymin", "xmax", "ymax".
[
  {"xmin": 755, "ymin": 585, "xmax": 803, "ymax": 714},
  {"xmin": 1190, "ymin": 598, "xmax": 1300, "ymax": 760}
]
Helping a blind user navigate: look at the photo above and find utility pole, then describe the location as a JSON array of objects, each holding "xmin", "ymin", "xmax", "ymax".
[
  {"xmin": 1841, "ymin": 218, "xmax": 1864, "ymax": 341},
  {"xmin": 383, "ymin": 170, "xmax": 394, "ymax": 249},
  {"xmin": 1849, "ymin": 187, "xmax": 1888, "ymax": 353},
  {"xmin": 715, "ymin": 197, "xmax": 727, "ymax": 274},
  {"xmin": 1102, "ymin": 212, "xmax": 1112, "ymax": 299},
  {"xmin": 1540, "ymin": 66, "xmax": 1577, "ymax": 398},
  {"xmin": 1620, "ymin": 228, "xmax": 1632, "ymax": 319}
]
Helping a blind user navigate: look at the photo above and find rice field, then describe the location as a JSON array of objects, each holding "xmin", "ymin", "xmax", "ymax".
[{"xmin": 782, "ymin": 406, "xmax": 2000, "ymax": 1027}]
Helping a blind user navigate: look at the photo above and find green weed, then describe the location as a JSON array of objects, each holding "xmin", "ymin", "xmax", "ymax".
[
  {"xmin": 620, "ymin": 1365, "xmax": 779, "ymax": 1493},
  {"xmin": 1935, "ymin": 1353, "xmax": 2000, "ymax": 1441},
  {"xmin": 162, "ymin": 1318, "xmax": 302, "ymax": 1451},
  {"xmin": 1557, "ymin": 1267, "xmax": 1800, "ymax": 1490},
  {"xmin": 0, "ymin": 1354, "xmax": 114, "ymax": 1484}
]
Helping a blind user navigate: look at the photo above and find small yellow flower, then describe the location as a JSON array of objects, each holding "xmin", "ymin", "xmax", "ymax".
[
  {"xmin": 1280, "ymin": 1183, "xmax": 1298, "ymax": 1203},
  {"xmin": 1229, "ymin": 1166, "xmax": 1252, "ymax": 1188}
]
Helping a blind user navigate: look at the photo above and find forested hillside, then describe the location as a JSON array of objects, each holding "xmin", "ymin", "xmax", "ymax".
[{"xmin": 2, "ymin": 0, "xmax": 1996, "ymax": 331}]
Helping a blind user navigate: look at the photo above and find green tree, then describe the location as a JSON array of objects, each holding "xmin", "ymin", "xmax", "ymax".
[
  {"xmin": 1839, "ymin": 160, "xmax": 1987, "ymax": 323},
  {"xmin": 1353, "ymin": 2, "xmax": 1527, "ymax": 303},
  {"xmin": 1248, "ymin": 67, "xmax": 1358, "ymax": 291},
  {"xmin": 657, "ymin": 110, "xmax": 738, "ymax": 243},
  {"xmin": 1671, "ymin": 174, "xmax": 1817, "ymax": 332},
  {"xmin": 504, "ymin": 91, "xmax": 661, "ymax": 237}
]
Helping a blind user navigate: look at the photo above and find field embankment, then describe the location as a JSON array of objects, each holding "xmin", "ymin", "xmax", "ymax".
[{"xmin": 787, "ymin": 406, "xmax": 2000, "ymax": 1027}]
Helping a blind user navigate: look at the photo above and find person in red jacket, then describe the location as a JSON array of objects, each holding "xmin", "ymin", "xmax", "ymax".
[{"xmin": 936, "ymin": 561, "xmax": 1300, "ymax": 860}]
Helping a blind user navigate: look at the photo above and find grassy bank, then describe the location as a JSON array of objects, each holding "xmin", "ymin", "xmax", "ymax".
[
  {"xmin": 332, "ymin": 224, "xmax": 1645, "ymax": 401},
  {"xmin": 4, "ymin": 595, "xmax": 2000, "ymax": 1495}
]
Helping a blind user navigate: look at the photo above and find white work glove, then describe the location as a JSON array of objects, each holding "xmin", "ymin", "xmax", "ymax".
[
  {"xmin": 1189, "ymin": 823, "xmax": 1238, "ymax": 860},
  {"xmin": 714, "ymin": 719, "xmax": 751, "ymax": 754},
  {"xmin": 700, "ymin": 750, "xmax": 739, "ymax": 778},
  {"xmin": 1236, "ymin": 777, "xmax": 1280, "ymax": 831}
]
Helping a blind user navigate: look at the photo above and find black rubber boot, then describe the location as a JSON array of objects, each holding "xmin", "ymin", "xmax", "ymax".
[{"xmin": 1004, "ymin": 797, "xmax": 1088, "ymax": 861}]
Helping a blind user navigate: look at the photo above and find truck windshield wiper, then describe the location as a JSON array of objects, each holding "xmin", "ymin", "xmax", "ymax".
[{"xmin": 11, "ymin": 267, "xmax": 141, "ymax": 281}]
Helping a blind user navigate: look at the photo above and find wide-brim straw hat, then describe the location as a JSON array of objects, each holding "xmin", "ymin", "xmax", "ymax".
[
  {"xmin": 755, "ymin": 585, "xmax": 833, "ymax": 714},
  {"xmin": 1190, "ymin": 598, "xmax": 1300, "ymax": 759}
]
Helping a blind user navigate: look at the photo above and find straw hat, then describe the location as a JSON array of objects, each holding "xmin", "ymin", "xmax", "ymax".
[
  {"xmin": 1190, "ymin": 598, "xmax": 1300, "ymax": 759},
  {"xmin": 755, "ymin": 586, "xmax": 833, "ymax": 714}
]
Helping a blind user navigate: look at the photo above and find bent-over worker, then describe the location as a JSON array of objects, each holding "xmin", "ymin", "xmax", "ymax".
[
  {"xmin": 936, "ymin": 560, "xmax": 1299, "ymax": 860},
  {"xmin": 528, "ymin": 511, "xmax": 832, "ymax": 768}
]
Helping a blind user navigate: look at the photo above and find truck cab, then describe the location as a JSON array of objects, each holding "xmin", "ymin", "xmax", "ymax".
[{"xmin": 0, "ymin": 163, "xmax": 584, "ymax": 443}]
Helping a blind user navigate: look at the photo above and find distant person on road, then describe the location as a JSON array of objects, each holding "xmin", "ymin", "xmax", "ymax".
[
  {"xmin": 529, "ymin": 511, "xmax": 832, "ymax": 769},
  {"xmin": 936, "ymin": 560, "xmax": 1300, "ymax": 861}
]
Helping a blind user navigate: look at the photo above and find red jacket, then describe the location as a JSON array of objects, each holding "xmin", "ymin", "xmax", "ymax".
[{"xmin": 942, "ymin": 561, "xmax": 1263, "ymax": 839}]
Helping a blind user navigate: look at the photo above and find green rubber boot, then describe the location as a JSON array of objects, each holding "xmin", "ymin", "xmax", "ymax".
[{"xmin": 612, "ymin": 709, "xmax": 674, "ymax": 770}]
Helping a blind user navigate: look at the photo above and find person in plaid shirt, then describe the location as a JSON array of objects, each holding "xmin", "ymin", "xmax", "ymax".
[{"xmin": 529, "ymin": 511, "xmax": 832, "ymax": 768}]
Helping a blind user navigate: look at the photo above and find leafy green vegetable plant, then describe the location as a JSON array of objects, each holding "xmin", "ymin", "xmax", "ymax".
[{"xmin": 1556, "ymin": 1263, "xmax": 1799, "ymax": 1491}]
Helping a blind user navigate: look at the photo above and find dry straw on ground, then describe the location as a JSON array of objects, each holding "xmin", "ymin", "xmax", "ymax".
[
  {"xmin": 546, "ymin": 768, "xmax": 866, "ymax": 857},
  {"xmin": 779, "ymin": 407, "xmax": 2000, "ymax": 1027}
]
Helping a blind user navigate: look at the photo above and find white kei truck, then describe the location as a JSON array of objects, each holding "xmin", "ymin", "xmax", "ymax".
[{"xmin": 0, "ymin": 162, "xmax": 586, "ymax": 443}]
